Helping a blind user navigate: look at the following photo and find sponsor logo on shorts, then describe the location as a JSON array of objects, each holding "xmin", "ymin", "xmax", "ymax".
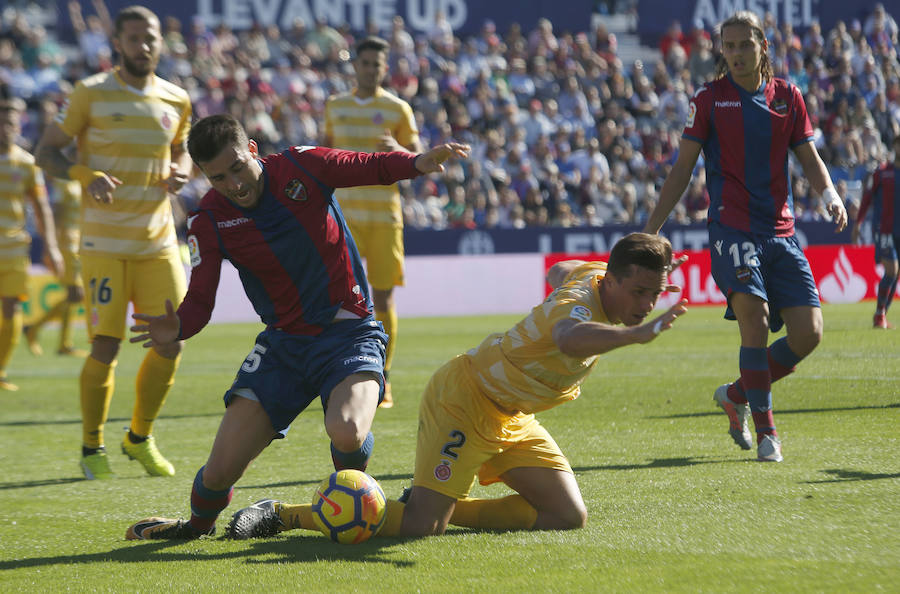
[
  {"xmin": 434, "ymin": 460, "xmax": 452, "ymax": 482},
  {"xmin": 344, "ymin": 355, "xmax": 380, "ymax": 366},
  {"xmin": 569, "ymin": 305, "xmax": 592, "ymax": 322},
  {"xmin": 217, "ymin": 217, "xmax": 250, "ymax": 229},
  {"xmin": 736, "ymin": 266, "xmax": 752, "ymax": 283}
]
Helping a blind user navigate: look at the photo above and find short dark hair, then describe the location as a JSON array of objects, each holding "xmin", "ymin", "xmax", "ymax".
[
  {"xmin": 114, "ymin": 5, "xmax": 159, "ymax": 36},
  {"xmin": 187, "ymin": 114, "xmax": 249, "ymax": 164},
  {"xmin": 355, "ymin": 36, "xmax": 389, "ymax": 56},
  {"xmin": 607, "ymin": 233, "xmax": 673, "ymax": 279},
  {"xmin": 0, "ymin": 82, "xmax": 25, "ymax": 113}
]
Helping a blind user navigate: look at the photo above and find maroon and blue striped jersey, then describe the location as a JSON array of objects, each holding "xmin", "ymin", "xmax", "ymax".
[
  {"xmin": 682, "ymin": 75, "xmax": 815, "ymax": 237},
  {"xmin": 858, "ymin": 163, "xmax": 898, "ymax": 235},
  {"xmin": 177, "ymin": 145, "xmax": 420, "ymax": 339}
]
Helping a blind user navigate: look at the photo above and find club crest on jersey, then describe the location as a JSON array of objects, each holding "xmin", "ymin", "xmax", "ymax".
[
  {"xmin": 373, "ymin": 112, "xmax": 384, "ymax": 125},
  {"xmin": 570, "ymin": 305, "xmax": 592, "ymax": 322},
  {"xmin": 736, "ymin": 266, "xmax": 752, "ymax": 283},
  {"xmin": 161, "ymin": 111, "xmax": 172, "ymax": 129},
  {"xmin": 771, "ymin": 99, "xmax": 787, "ymax": 114},
  {"xmin": 285, "ymin": 179, "xmax": 308, "ymax": 201},
  {"xmin": 434, "ymin": 460, "xmax": 452, "ymax": 482}
]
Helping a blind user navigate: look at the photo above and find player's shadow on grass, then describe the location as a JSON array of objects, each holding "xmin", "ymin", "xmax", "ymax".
[
  {"xmin": 804, "ymin": 468, "xmax": 900, "ymax": 483},
  {"xmin": 241, "ymin": 471, "xmax": 414, "ymax": 490},
  {"xmin": 0, "ymin": 412, "xmax": 222, "ymax": 428},
  {"xmin": 573, "ymin": 456, "xmax": 735, "ymax": 472},
  {"xmin": 0, "ymin": 477, "xmax": 83, "ymax": 491},
  {"xmin": 650, "ymin": 402, "xmax": 900, "ymax": 420},
  {"xmin": 0, "ymin": 534, "xmax": 415, "ymax": 571}
]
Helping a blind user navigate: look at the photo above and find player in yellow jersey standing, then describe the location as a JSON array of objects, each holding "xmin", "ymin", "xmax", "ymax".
[
  {"xmin": 36, "ymin": 5, "xmax": 192, "ymax": 480},
  {"xmin": 0, "ymin": 91, "xmax": 63, "ymax": 391},
  {"xmin": 226, "ymin": 234, "xmax": 689, "ymax": 539},
  {"xmin": 324, "ymin": 36, "xmax": 422, "ymax": 408},
  {"xmin": 25, "ymin": 177, "xmax": 88, "ymax": 358}
]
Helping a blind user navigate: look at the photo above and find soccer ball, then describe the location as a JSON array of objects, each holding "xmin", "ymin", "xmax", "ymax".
[{"xmin": 311, "ymin": 469, "xmax": 387, "ymax": 544}]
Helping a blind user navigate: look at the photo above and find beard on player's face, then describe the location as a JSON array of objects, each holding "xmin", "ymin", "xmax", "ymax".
[{"xmin": 121, "ymin": 52, "xmax": 156, "ymax": 78}]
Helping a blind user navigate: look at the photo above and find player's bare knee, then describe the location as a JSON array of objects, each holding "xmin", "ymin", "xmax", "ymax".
[
  {"xmin": 325, "ymin": 419, "xmax": 367, "ymax": 452},
  {"xmin": 90, "ymin": 336, "xmax": 120, "ymax": 364},
  {"xmin": 563, "ymin": 503, "xmax": 588, "ymax": 530}
]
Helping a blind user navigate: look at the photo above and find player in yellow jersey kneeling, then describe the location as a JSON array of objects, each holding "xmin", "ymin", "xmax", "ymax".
[{"xmin": 227, "ymin": 233, "xmax": 687, "ymax": 538}]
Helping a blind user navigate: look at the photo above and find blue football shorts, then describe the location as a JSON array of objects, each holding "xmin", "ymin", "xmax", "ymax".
[
  {"xmin": 708, "ymin": 221, "xmax": 820, "ymax": 332},
  {"xmin": 873, "ymin": 232, "xmax": 899, "ymax": 263},
  {"xmin": 224, "ymin": 316, "xmax": 387, "ymax": 437}
]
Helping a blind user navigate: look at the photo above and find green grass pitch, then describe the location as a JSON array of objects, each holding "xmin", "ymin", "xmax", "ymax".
[{"xmin": 1, "ymin": 302, "xmax": 897, "ymax": 592}]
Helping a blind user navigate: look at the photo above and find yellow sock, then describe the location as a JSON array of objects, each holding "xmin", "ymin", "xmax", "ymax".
[
  {"xmin": 132, "ymin": 349, "xmax": 180, "ymax": 437},
  {"xmin": 0, "ymin": 309, "xmax": 22, "ymax": 374},
  {"xmin": 59, "ymin": 302, "xmax": 74, "ymax": 350},
  {"xmin": 277, "ymin": 499, "xmax": 405, "ymax": 537},
  {"xmin": 277, "ymin": 503, "xmax": 317, "ymax": 531},
  {"xmin": 377, "ymin": 499, "xmax": 405, "ymax": 536},
  {"xmin": 375, "ymin": 305, "xmax": 398, "ymax": 374},
  {"xmin": 449, "ymin": 495, "xmax": 538, "ymax": 531},
  {"xmin": 80, "ymin": 356, "xmax": 116, "ymax": 448}
]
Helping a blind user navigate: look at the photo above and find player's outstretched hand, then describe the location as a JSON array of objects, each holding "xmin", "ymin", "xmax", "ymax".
[
  {"xmin": 635, "ymin": 299, "xmax": 688, "ymax": 344},
  {"xmin": 828, "ymin": 199, "xmax": 848, "ymax": 233},
  {"xmin": 415, "ymin": 143, "xmax": 470, "ymax": 174},
  {"xmin": 130, "ymin": 299, "xmax": 180, "ymax": 348},
  {"xmin": 162, "ymin": 163, "xmax": 189, "ymax": 195}
]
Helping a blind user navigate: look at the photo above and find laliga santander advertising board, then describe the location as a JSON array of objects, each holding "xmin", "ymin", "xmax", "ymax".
[{"xmin": 544, "ymin": 245, "xmax": 881, "ymax": 307}]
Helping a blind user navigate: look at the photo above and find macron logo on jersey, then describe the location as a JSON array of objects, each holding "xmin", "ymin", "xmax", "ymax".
[
  {"xmin": 217, "ymin": 217, "xmax": 250, "ymax": 229},
  {"xmin": 715, "ymin": 100, "xmax": 742, "ymax": 108}
]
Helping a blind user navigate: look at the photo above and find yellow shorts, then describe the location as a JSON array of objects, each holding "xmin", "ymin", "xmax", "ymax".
[
  {"xmin": 413, "ymin": 355, "xmax": 572, "ymax": 500},
  {"xmin": 81, "ymin": 248, "xmax": 186, "ymax": 340},
  {"xmin": 346, "ymin": 220, "xmax": 404, "ymax": 290},
  {"xmin": 0, "ymin": 256, "xmax": 28, "ymax": 299}
]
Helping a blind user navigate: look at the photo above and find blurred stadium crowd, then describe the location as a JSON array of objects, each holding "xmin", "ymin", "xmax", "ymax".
[{"xmin": 2, "ymin": 0, "xmax": 899, "ymax": 232}]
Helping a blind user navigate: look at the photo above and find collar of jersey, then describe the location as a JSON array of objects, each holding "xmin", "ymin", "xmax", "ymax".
[{"xmin": 352, "ymin": 86, "xmax": 385, "ymax": 105}]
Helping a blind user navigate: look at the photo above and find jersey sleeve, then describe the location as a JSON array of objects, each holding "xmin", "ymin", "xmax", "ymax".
[
  {"xmin": 56, "ymin": 82, "xmax": 90, "ymax": 139},
  {"xmin": 172, "ymin": 95, "xmax": 192, "ymax": 148},
  {"xmin": 789, "ymin": 84, "xmax": 815, "ymax": 148},
  {"xmin": 28, "ymin": 163, "xmax": 46, "ymax": 199},
  {"xmin": 682, "ymin": 85, "xmax": 712, "ymax": 144},
  {"xmin": 395, "ymin": 99, "xmax": 420, "ymax": 150},
  {"xmin": 176, "ymin": 210, "xmax": 223, "ymax": 340},
  {"xmin": 291, "ymin": 146, "xmax": 420, "ymax": 189}
]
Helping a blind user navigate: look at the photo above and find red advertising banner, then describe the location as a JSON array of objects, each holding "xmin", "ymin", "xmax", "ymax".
[{"xmin": 544, "ymin": 245, "xmax": 881, "ymax": 306}]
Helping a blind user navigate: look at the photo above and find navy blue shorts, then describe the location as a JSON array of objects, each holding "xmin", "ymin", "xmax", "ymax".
[
  {"xmin": 874, "ymin": 232, "xmax": 898, "ymax": 263},
  {"xmin": 223, "ymin": 317, "xmax": 387, "ymax": 436},
  {"xmin": 708, "ymin": 221, "xmax": 820, "ymax": 332}
]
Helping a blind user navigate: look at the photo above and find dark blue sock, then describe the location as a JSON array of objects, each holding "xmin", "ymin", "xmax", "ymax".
[{"xmin": 331, "ymin": 431, "xmax": 374, "ymax": 471}]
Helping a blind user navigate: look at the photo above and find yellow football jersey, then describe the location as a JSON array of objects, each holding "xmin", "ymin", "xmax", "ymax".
[
  {"xmin": 325, "ymin": 87, "xmax": 418, "ymax": 226},
  {"xmin": 465, "ymin": 261, "xmax": 610, "ymax": 414},
  {"xmin": 0, "ymin": 145, "xmax": 44, "ymax": 260},
  {"xmin": 57, "ymin": 69, "xmax": 191, "ymax": 258}
]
